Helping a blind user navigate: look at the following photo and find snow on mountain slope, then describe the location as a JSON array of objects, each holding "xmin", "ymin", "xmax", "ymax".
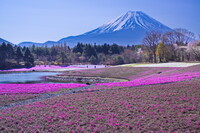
[
  {"xmin": 59, "ymin": 11, "xmax": 172, "ymax": 46},
  {"xmin": 84, "ymin": 11, "xmax": 171, "ymax": 35}
]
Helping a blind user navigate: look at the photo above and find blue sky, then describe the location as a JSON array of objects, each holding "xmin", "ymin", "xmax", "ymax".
[{"xmin": 0, "ymin": 0, "xmax": 199, "ymax": 44}]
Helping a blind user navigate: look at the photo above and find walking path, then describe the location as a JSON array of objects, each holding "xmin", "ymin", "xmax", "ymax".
[{"xmin": 0, "ymin": 85, "xmax": 94, "ymax": 111}]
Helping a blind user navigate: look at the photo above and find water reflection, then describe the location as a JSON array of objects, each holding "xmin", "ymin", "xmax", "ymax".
[{"xmin": 0, "ymin": 72, "xmax": 60, "ymax": 83}]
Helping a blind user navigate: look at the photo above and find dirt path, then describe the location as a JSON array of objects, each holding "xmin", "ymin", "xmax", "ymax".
[{"xmin": 0, "ymin": 85, "xmax": 94, "ymax": 111}]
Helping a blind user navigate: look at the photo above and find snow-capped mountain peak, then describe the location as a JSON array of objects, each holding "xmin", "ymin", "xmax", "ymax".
[{"xmin": 86, "ymin": 11, "xmax": 171, "ymax": 34}]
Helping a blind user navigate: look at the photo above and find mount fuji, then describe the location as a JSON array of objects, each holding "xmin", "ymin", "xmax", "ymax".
[
  {"xmin": 18, "ymin": 11, "xmax": 172, "ymax": 47},
  {"xmin": 58, "ymin": 11, "xmax": 172, "ymax": 46}
]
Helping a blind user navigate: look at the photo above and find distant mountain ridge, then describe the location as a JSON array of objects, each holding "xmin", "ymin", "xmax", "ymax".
[
  {"xmin": 18, "ymin": 11, "xmax": 172, "ymax": 47},
  {"xmin": 18, "ymin": 41, "xmax": 57, "ymax": 47},
  {"xmin": 0, "ymin": 38, "xmax": 13, "ymax": 45}
]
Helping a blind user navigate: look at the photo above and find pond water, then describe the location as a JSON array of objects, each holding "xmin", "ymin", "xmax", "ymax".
[{"xmin": 0, "ymin": 72, "xmax": 60, "ymax": 83}]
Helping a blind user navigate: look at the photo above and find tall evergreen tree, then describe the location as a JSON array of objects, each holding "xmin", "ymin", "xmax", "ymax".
[
  {"xmin": 31, "ymin": 44, "xmax": 36, "ymax": 53},
  {"xmin": 73, "ymin": 42, "xmax": 84, "ymax": 54},
  {"xmin": 102, "ymin": 43, "xmax": 110, "ymax": 55},
  {"xmin": 6, "ymin": 44, "xmax": 14, "ymax": 59},
  {"xmin": 16, "ymin": 47, "xmax": 24, "ymax": 65},
  {"xmin": 24, "ymin": 48, "xmax": 34, "ymax": 67},
  {"xmin": 110, "ymin": 44, "xmax": 120, "ymax": 54},
  {"xmin": 22, "ymin": 46, "xmax": 26, "ymax": 53},
  {"xmin": 83, "ymin": 44, "xmax": 97, "ymax": 58},
  {"xmin": 0, "ymin": 43, "xmax": 7, "ymax": 65}
]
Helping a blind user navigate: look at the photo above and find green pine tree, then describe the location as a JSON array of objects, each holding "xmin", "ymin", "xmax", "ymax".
[
  {"xmin": 0, "ymin": 43, "xmax": 7, "ymax": 65},
  {"xmin": 16, "ymin": 47, "xmax": 23, "ymax": 65},
  {"xmin": 24, "ymin": 48, "xmax": 34, "ymax": 67}
]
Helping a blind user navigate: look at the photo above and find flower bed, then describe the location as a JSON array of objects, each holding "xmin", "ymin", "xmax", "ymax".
[
  {"xmin": 0, "ymin": 94, "xmax": 39, "ymax": 106},
  {"xmin": 0, "ymin": 79, "xmax": 199, "ymax": 132},
  {"xmin": 62, "ymin": 67, "xmax": 179, "ymax": 80},
  {"xmin": 0, "ymin": 83, "xmax": 87, "ymax": 94},
  {"xmin": 94, "ymin": 72, "xmax": 200, "ymax": 88},
  {"xmin": 62, "ymin": 64, "xmax": 200, "ymax": 81}
]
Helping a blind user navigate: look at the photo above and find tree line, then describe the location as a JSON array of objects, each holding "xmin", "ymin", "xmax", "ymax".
[
  {"xmin": 30, "ymin": 43, "xmax": 137, "ymax": 66},
  {"xmin": 0, "ymin": 28, "xmax": 199, "ymax": 70},
  {"xmin": 142, "ymin": 28, "xmax": 200, "ymax": 63},
  {"xmin": 0, "ymin": 43, "xmax": 34, "ymax": 69}
]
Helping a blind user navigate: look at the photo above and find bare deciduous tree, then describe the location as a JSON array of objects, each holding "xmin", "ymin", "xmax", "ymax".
[
  {"xmin": 187, "ymin": 41, "xmax": 200, "ymax": 61},
  {"xmin": 189, "ymin": 47, "xmax": 200, "ymax": 61},
  {"xmin": 162, "ymin": 31, "xmax": 177, "ymax": 44},
  {"xmin": 143, "ymin": 31, "xmax": 162, "ymax": 63},
  {"xmin": 174, "ymin": 28, "xmax": 194, "ymax": 45},
  {"xmin": 163, "ymin": 28, "xmax": 194, "ymax": 45}
]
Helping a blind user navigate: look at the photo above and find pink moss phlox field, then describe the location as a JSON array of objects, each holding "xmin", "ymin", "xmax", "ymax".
[
  {"xmin": 0, "ymin": 83, "xmax": 87, "ymax": 94},
  {"xmin": 0, "ymin": 94, "xmax": 39, "ymax": 106},
  {"xmin": 62, "ymin": 67, "xmax": 181, "ymax": 80},
  {"xmin": 95, "ymin": 72, "xmax": 200, "ymax": 88},
  {"xmin": 0, "ymin": 65, "xmax": 80, "ymax": 72},
  {"xmin": 0, "ymin": 80, "xmax": 199, "ymax": 132}
]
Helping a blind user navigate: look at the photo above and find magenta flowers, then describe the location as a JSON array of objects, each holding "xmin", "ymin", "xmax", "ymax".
[
  {"xmin": 0, "ymin": 65, "xmax": 200, "ymax": 132},
  {"xmin": 0, "ymin": 83, "xmax": 87, "ymax": 94},
  {"xmin": 0, "ymin": 79, "xmax": 199, "ymax": 132},
  {"xmin": 95, "ymin": 72, "xmax": 200, "ymax": 88}
]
